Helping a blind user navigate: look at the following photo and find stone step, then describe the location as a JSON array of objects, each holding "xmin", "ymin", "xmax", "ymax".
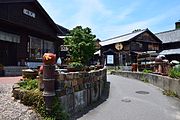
[{"xmin": 4, "ymin": 66, "xmax": 28, "ymax": 76}]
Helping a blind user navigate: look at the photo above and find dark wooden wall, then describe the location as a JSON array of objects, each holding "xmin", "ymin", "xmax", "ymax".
[
  {"xmin": 0, "ymin": 2, "xmax": 63, "ymax": 65},
  {"xmin": 163, "ymin": 42, "xmax": 180, "ymax": 50},
  {"xmin": 0, "ymin": 2, "xmax": 57, "ymax": 37}
]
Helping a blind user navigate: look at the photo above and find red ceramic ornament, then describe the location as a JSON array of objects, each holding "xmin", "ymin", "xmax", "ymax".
[{"xmin": 43, "ymin": 53, "xmax": 56, "ymax": 65}]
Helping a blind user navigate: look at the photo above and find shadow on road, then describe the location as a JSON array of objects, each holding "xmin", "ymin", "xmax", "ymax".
[{"xmin": 70, "ymin": 82, "xmax": 111, "ymax": 120}]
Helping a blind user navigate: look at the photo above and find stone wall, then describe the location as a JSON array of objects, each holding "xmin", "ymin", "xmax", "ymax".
[
  {"xmin": 12, "ymin": 68, "xmax": 107, "ymax": 114},
  {"xmin": 55, "ymin": 68, "xmax": 107, "ymax": 113},
  {"xmin": 112, "ymin": 71, "xmax": 180, "ymax": 97}
]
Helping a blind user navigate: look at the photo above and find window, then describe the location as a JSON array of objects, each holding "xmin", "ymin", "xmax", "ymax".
[
  {"xmin": 148, "ymin": 44, "xmax": 159, "ymax": 51},
  {"xmin": 29, "ymin": 36, "xmax": 43, "ymax": 60},
  {"xmin": 29, "ymin": 36, "xmax": 54, "ymax": 60},
  {"xmin": 0, "ymin": 31, "xmax": 20, "ymax": 43},
  {"xmin": 44, "ymin": 40, "xmax": 54, "ymax": 53}
]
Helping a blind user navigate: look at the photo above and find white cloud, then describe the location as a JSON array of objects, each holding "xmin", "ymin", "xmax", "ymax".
[
  {"xmin": 99, "ymin": 4, "xmax": 180, "ymax": 40},
  {"xmin": 37, "ymin": 0, "xmax": 180, "ymax": 40},
  {"xmin": 99, "ymin": 13, "xmax": 176, "ymax": 40},
  {"xmin": 69, "ymin": 0, "xmax": 111, "ymax": 28}
]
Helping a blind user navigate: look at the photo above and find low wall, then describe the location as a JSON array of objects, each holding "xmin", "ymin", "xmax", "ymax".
[
  {"xmin": 112, "ymin": 71, "xmax": 180, "ymax": 97},
  {"xmin": 12, "ymin": 68, "xmax": 107, "ymax": 115},
  {"xmin": 55, "ymin": 68, "xmax": 107, "ymax": 113}
]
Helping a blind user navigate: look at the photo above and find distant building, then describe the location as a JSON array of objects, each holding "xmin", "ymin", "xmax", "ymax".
[
  {"xmin": 156, "ymin": 21, "xmax": 180, "ymax": 61},
  {"xmin": 0, "ymin": 0, "xmax": 68, "ymax": 67},
  {"xmin": 100, "ymin": 29, "xmax": 162, "ymax": 66}
]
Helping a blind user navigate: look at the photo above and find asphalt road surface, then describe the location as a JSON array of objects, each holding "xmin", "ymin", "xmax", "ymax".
[{"xmin": 78, "ymin": 75, "xmax": 180, "ymax": 120}]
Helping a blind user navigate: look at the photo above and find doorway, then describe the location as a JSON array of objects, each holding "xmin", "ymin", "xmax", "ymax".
[{"xmin": 0, "ymin": 41, "xmax": 17, "ymax": 66}]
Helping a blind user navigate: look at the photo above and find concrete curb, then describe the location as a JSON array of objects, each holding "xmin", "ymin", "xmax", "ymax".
[{"xmin": 111, "ymin": 71, "xmax": 180, "ymax": 97}]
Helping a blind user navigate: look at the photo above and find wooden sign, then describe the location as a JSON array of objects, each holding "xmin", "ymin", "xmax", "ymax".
[{"xmin": 115, "ymin": 43, "xmax": 123, "ymax": 50}]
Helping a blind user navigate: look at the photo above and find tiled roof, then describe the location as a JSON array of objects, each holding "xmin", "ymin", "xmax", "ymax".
[
  {"xmin": 100, "ymin": 29, "xmax": 147, "ymax": 46},
  {"xmin": 159, "ymin": 48, "xmax": 180, "ymax": 55},
  {"xmin": 155, "ymin": 29, "xmax": 180, "ymax": 43},
  {"xmin": 56, "ymin": 24, "xmax": 69, "ymax": 36}
]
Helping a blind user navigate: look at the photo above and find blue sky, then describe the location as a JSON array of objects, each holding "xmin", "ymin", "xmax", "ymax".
[{"xmin": 38, "ymin": 0, "xmax": 180, "ymax": 40}]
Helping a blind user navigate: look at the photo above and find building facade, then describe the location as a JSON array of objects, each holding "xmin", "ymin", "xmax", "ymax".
[
  {"xmin": 156, "ymin": 22, "xmax": 180, "ymax": 61},
  {"xmin": 0, "ymin": 0, "xmax": 68, "ymax": 67},
  {"xmin": 100, "ymin": 29, "xmax": 162, "ymax": 66}
]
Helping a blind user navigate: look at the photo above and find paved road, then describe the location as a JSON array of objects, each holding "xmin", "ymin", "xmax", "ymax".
[
  {"xmin": 0, "ymin": 76, "xmax": 40, "ymax": 120},
  {"xmin": 78, "ymin": 75, "xmax": 180, "ymax": 120}
]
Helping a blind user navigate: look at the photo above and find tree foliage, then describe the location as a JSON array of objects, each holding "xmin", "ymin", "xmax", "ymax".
[{"xmin": 64, "ymin": 26, "xmax": 96, "ymax": 65}]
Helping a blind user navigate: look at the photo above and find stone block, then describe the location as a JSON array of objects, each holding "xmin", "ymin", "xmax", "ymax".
[
  {"xmin": 77, "ymin": 78, "xmax": 83, "ymax": 85},
  {"xmin": 74, "ymin": 90, "xmax": 87, "ymax": 112},
  {"xmin": 67, "ymin": 94, "xmax": 74, "ymax": 112},
  {"xmin": 91, "ymin": 82, "xmax": 100, "ymax": 102},
  {"xmin": 99, "ymin": 80, "xmax": 104, "ymax": 97},
  {"xmin": 58, "ymin": 74, "xmax": 66, "ymax": 81},
  {"xmin": 72, "ymin": 80, "xmax": 78, "ymax": 87},
  {"xmin": 59, "ymin": 95, "xmax": 68, "ymax": 112},
  {"xmin": 73, "ymin": 73, "xmax": 80, "ymax": 79},
  {"xmin": 66, "ymin": 73, "xmax": 74, "ymax": 80},
  {"xmin": 66, "ymin": 87, "xmax": 74, "ymax": 95},
  {"xmin": 87, "ymin": 88, "xmax": 91, "ymax": 105}
]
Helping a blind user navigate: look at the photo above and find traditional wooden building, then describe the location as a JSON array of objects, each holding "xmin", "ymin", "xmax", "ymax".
[
  {"xmin": 100, "ymin": 29, "xmax": 162, "ymax": 66},
  {"xmin": 156, "ymin": 21, "xmax": 180, "ymax": 61},
  {"xmin": 0, "ymin": 0, "xmax": 68, "ymax": 67}
]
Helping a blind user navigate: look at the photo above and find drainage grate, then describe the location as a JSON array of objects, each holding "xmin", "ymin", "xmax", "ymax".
[
  {"xmin": 121, "ymin": 98, "xmax": 131, "ymax": 103},
  {"xmin": 135, "ymin": 91, "xmax": 150, "ymax": 95}
]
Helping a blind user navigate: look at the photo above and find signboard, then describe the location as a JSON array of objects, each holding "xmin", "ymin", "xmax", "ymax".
[
  {"xmin": 23, "ymin": 9, "xmax": 36, "ymax": 18},
  {"xmin": 115, "ymin": 43, "xmax": 123, "ymax": 50},
  {"xmin": 107, "ymin": 55, "xmax": 114, "ymax": 64},
  {"xmin": 60, "ymin": 45, "xmax": 68, "ymax": 51}
]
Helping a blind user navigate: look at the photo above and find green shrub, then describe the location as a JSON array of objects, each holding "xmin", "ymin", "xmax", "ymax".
[
  {"xmin": 174, "ymin": 65, "xmax": 180, "ymax": 71},
  {"xmin": 18, "ymin": 89, "xmax": 69, "ymax": 120},
  {"xmin": 163, "ymin": 90, "xmax": 178, "ymax": 97},
  {"xmin": 169, "ymin": 66, "xmax": 180, "ymax": 79},
  {"xmin": 142, "ymin": 69, "xmax": 152, "ymax": 74},
  {"xmin": 18, "ymin": 79, "xmax": 38, "ymax": 90},
  {"xmin": 17, "ymin": 79, "xmax": 69, "ymax": 120},
  {"xmin": 69, "ymin": 62, "xmax": 83, "ymax": 69}
]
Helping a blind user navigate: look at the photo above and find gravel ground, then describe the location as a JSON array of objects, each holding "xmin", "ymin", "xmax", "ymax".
[{"xmin": 0, "ymin": 82, "xmax": 40, "ymax": 120}]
